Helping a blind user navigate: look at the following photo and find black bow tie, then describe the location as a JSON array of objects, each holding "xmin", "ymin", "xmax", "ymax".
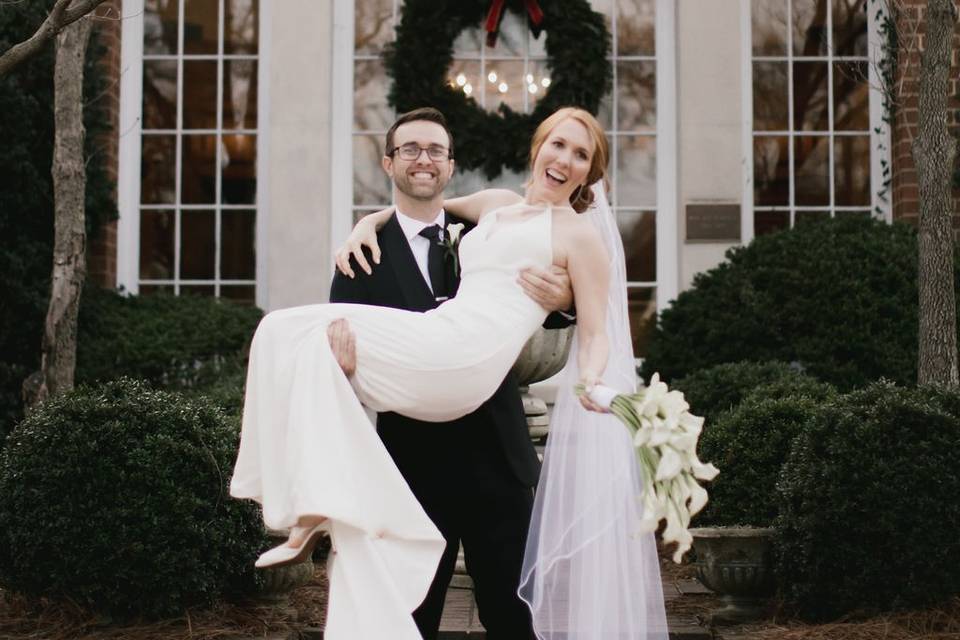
[{"xmin": 418, "ymin": 225, "xmax": 447, "ymax": 301}]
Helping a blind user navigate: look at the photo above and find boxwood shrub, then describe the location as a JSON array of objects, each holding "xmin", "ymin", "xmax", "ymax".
[
  {"xmin": 641, "ymin": 216, "xmax": 953, "ymax": 389},
  {"xmin": 0, "ymin": 379, "xmax": 268, "ymax": 619},
  {"xmin": 670, "ymin": 360, "xmax": 834, "ymax": 423},
  {"xmin": 775, "ymin": 381, "xmax": 960, "ymax": 620}
]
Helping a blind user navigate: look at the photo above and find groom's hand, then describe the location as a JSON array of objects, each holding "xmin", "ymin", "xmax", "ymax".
[
  {"xmin": 327, "ymin": 319, "xmax": 356, "ymax": 377},
  {"xmin": 518, "ymin": 265, "xmax": 573, "ymax": 313}
]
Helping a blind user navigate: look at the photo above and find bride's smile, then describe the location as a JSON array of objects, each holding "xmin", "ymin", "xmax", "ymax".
[{"xmin": 528, "ymin": 117, "xmax": 596, "ymax": 207}]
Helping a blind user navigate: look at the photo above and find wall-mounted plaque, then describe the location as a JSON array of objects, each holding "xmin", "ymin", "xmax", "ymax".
[{"xmin": 686, "ymin": 203, "xmax": 741, "ymax": 243}]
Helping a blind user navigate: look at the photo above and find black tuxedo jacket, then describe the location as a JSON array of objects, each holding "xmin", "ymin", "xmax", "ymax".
[{"xmin": 329, "ymin": 212, "xmax": 570, "ymax": 488}]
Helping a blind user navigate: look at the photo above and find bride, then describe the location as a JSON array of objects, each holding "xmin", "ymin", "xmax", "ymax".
[{"xmin": 231, "ymin": 107, "xmax": 667, "ymax": 639}]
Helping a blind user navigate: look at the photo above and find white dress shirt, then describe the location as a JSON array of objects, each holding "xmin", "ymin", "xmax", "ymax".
[{"xmin": 395, "ymin": 208, "xmax": 446, "ymax": 293}]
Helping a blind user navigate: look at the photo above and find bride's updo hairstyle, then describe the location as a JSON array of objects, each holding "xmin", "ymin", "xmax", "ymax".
[{"xmin": 528, "ymin": 107, "xmax": 609, "ymax": 213}]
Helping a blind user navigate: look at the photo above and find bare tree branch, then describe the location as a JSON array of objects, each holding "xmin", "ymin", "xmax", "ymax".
[{"xmin": 0, "ymin": 0, "xmax": 107, "ymax": 77}]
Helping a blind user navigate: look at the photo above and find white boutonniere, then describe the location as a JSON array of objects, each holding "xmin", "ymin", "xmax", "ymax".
[{"xmin": 443, "ymin": 222, "xmax": 465, "ymax": 278}]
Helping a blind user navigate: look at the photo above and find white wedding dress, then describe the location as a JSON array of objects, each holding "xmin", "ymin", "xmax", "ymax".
[{"xmin": 230, "ymin": 202, "xmax": 554, "ymax": 639}]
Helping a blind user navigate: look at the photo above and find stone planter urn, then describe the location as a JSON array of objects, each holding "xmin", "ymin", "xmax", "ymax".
[
  {"xmin": 689, "ymin": 526, "xmax": 775, "ymax": 625},
  {"xmin": 511, "ymin": 325, "xmax": 575, "ymax": 440},
  {"xmin": 254, "ymin": 528, "xmax": 315, "ymax": 609}
]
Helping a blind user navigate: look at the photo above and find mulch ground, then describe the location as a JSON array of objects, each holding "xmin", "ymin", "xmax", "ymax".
[{"xmin": 2, "ymin": 538, "xmax": 959, "ymax": 640}]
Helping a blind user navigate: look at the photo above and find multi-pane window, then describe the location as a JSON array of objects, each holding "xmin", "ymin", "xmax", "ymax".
[
  {"xmin": 750, "ymin": 0, "xmax": 872, "ymax": 235},
  {"xmin": 351, "ymin": 0, "xmax": 660, "ymax": 356},
  {"xmin": 139, "ymin": 0, "xmax": 259, "ymax": 303}
]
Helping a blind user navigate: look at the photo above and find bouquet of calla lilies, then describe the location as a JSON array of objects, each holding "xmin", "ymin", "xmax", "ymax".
[{"xmin": 577, "ymin": 373, "xmax": 720, "ymax": 563}]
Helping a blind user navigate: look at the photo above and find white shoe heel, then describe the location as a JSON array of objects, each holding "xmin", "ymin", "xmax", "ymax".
[{"xmin": 255, "ymin": 521, "xmax": 329, "ymax": 569}]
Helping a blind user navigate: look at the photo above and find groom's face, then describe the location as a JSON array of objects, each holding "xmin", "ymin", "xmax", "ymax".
[{"xmin": 382, "ymin": 121, "xmax": 455, "ymax": 201}]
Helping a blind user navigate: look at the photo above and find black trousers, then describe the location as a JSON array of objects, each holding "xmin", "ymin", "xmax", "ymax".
[{"xmin": 379, "ymin": 416, "xmax": 536, "ymax": 640}]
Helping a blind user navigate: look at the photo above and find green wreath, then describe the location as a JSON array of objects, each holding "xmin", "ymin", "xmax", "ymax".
[{"xmin": 384, "ymin": 0, "xmax": 612, "ymax": 179}]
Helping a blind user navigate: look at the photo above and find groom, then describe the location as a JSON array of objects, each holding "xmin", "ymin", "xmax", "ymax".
[{"xmin": 328, "ymin": 107, "xmax": 574, "ymax": 639}]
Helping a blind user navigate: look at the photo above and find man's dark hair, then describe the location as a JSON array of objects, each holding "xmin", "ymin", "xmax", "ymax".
[{"xmin": 384, "ymin": 107, "xmax": 454, "ymax": 159}]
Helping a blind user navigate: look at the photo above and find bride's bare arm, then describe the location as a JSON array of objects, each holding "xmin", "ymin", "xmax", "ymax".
[
  {"xmin": 443, "ymin": 189, "xmax": 521, "ymax": 222},
  {"xmin": 563, "ymin": 217, "xmax": 610, "ymax": 411}
]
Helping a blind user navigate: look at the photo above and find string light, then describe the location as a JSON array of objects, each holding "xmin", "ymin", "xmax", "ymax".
[
  {"xmin": 488, "ymin": 71, "xmax": 498, "ymax": 83},
  {"xmin": 455, "ymin": 73, "xmax": 466, "ymax": 87},
  {"xmin": 528, "ymin": 83, "xmax": 538, "ymax": 94},
  {"xmin": 541, "ymin": 77, "xmax": 551, "ymax": 88},
  {"xmin": 498, "ymin": 82, "xmax": 508, "ymax": 93},
  {"xmin": 525, "ymin": 73, "xmax": 534, "ymax": 84},
  {"xmin": 463, "ymin": 83, "xmax": 473, "ymax": 95}
]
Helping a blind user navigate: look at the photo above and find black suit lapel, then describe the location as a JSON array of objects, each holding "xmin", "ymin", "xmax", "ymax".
[{"xmin": 381, "ymin": 214, "xmax": 436, "ymax": 311}]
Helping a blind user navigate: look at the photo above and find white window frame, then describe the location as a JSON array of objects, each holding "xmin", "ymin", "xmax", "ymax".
[
  {"xmin": 116, "ymin": 0, "xmax": 270, "ymax": 307},
  {"xmin": 739, "ymin": 0, "xmax": 893, "ymax": 245},
  {"xmin": 329, "ymin": 0, "xmax": 678, "ymax": 312}
]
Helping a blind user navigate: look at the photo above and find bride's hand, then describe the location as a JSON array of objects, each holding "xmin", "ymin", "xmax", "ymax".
[
  {"xmin": 335, "ymin": 213, "xmax": 389, "ymax": 278},
  {"xmin": 578, "ymin": 372, "xmax": 610, "ymax": 413}
]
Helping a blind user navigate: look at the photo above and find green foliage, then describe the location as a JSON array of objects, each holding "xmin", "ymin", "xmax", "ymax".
[
  {"xmin": 385, "ymin": 0, "xmax": 611, "ymax": 179},
  {"xmin": 76, "ymin": 286, "xmax": 261, "ymax": 391},
  {"xmin": 0, "ymin": 379, "xmax": 268, "ymax": 619},
  {"xmin": 0, "ymin": 1, "xmax": 115, "ymax": 434},
  {"xmin": 696, "ymin": 394, "xmax": 826, "ymax": 528},
  {"xmin": 671, "ymin": 360, "xmax": 834, "ymax": 423},
  {"xmin": 775, "ymin": 382, "xmax": 960, "ymax": 620},
  {"xmin": 641, "ymin": 217, "xmax": 945, "ymax": 390}
]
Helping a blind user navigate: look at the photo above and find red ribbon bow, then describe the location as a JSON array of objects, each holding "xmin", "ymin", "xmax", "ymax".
[{"xmin": 485, "ymin": 0, "xmax": 545, "ymax": 48}]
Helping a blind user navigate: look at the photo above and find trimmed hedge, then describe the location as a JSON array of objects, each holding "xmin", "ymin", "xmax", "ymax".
[
  {"xmin": 0, "ymin": 379, "xmax": 267, "ymax": 619},
  {"xmin": 775, "ymin": 382, "xmax": 960, "ymax": 620},
  {"xmin": 76, "ymin": 286, "xmax": 261, "ymax": 391},
  {"xmin": 671, "ymin": 360, "xmax": 834, "ymax": 423},
  {"xmin": 641, "ymin": 216, "xmax": 953, "ymax": 390}
]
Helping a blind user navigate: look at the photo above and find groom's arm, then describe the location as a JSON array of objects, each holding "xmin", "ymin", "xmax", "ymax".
[{"xmin": 518, "ymin": 266, "xmax": 576, "ymax": 329}]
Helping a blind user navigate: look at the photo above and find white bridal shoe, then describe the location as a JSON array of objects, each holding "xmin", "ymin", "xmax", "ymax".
[{"xmin": 255, "ymin": 520, "xmax": 329, "ymax": 569}]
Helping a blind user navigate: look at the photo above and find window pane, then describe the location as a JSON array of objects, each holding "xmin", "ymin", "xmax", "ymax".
[
  {"xmin": 794, "ymin": 135, "xmax": 830, "ymax": 205},
  {"xmin": 754, "ymin": 136, "xmax": 789, "ymax": 206},
  {"xmin": 447, "ymin": 60, "xmax": 481, "ymax": 104},
  {"xmin": 628, "ymin": 287, "xmax": 656, "ymax": 357},
  {"xmin": 753, "ymin": 61, "xmax": 788, "ymax": 131},
  {"xmin": 221, "ymin": 209, "xmax": 256, "ymax": 279},
  {"xmin": 354, "ymin": 134, "xmax": 392, "ymax": 206},
  {"xmin": 141, "ymin": 135, "xmax": 177, "ymax": 204},
  {"xmin": 833, "ymin": 61, "xmax": 869, "ymax": 131},
  {"xmin": 182, "ymin": 134, "xmax": 217, "ymax": 203},
  {"xmin": 181, "ymin": 285, "xmax": 216, "ymax": 296},
  {"xmin": 488, "ymin": 10, "xmax": 525, "ymax": 57},
  {"xmin": 752, "ymin": 0, "xmax": 787, "ymax": 55},
  {"xmin": 795, "ymin": 210, "xmax": 830, "ymax": 226},
  {"xmin": 183, "ymin": 60, "xmax": 218, "ymax": 129},
  {"xmin": 184, "ymin": 0, "xmax": 219, "ymax": 55},
  {"xmin": 617, "ymin": 135, "xmax": 656, "ymax": 207},
  {"xmin": 181, "ymin": 209, "xmax": 215, "ymax": 279},
  {"xmin": 140, "ymin": 209, "xmax": 175, "ymax": 279},
  {"xmin": 225, "ymin": 0, "xmax": 258, "ymax": 54},
  {"xmin": 140, "ymin": 284, "xmax": 175, "ymax": 294},
  {"xmin": 833, "ymin": 0, "xmax": 868, "ymax": 57},
  {"xmin": 222, "ymin": 134, "xmax": 257, "ymax": 204},
  {"xmin": 144, "ymin": 0, "xmax": 179, "ymax": 55},
  {"xmin": 483, "ymin": 60, "xmax": 525, "ymax": 114},
  {"xmin": 617, "ymin": 0, "xmax": 655, "ymax": 56},
  {"xmin": 356, "ymin": 0, "xmax": 394, "ymax": 54},
  {"xmin": 792, "ymin": 0, "xmax": 829, "ymax": 57},
  {"xmin": 792, "ymin": 61, "xmax": 828, "ymax": 131},
  {"xmin": 355, "ymin": 58, "xmax": 392, "ymax": 131},
  {"xmin": 618, "ymin": 210, "xmax": 656, "ymax": 283},
  {"xmin": 754, "ymin": 210, "xmax": 790, "ymax": 235},
  {"xmin": 143, "ymin": 60, "xmax": 177, "ymax": 130},
  {"xmin": 834, "ymin": 135, "xmax": 870, "ymax": 206},
  {"xmin": 224, "ymin": 60, "xmax": 258, "ymax": 130},
  {"xmin": 221, "ymin": 285, "xmax": 256, "ymax": 304},
  {"xmin": 526, "ymin": 60, "xmax": 554, "ymax": 113},
  {"xmin": 618, "ymin": 61, "xmax": 656, "ymax": 131}
]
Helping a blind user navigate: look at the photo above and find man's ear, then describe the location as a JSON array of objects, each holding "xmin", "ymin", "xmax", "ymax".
[
  {"xmin": 382, "ymin": 154, "xmax": 393, "ymax": 175},
  {"xmin": 447, "ymin": 158, "xmax": 455, "ymax": 178}
]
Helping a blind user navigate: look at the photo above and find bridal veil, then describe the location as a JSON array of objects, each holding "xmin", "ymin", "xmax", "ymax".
[{"xmin": 518, "ymin": 182, "xmax": 669, "ymax": 639}]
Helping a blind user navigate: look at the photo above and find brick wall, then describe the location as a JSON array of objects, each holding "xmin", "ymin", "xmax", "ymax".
[
  {"xmin": 86, "ymin": 0, "xmax": 121, "ymax": 288},
  {"xmin": 891, "ymin": 0, "xmax": 960, "ymax": 227}
]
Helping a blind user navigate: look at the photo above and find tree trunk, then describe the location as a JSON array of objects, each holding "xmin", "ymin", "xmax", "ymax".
[
  {"xmin": 25, "ymin": 15, "xmax": 94, "ymax": 409},
  {"xmin": 914, "ymin": 0, "xmax": 959, "ymax": 388}
]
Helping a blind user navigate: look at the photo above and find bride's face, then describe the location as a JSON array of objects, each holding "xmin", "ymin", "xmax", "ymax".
[{"xmin": 529, "ymin": 118, "xmax": 595, "ymax": 206}]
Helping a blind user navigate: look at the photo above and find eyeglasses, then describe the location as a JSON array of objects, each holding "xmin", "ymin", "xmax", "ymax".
[{"xmin": 388, "ymin": 143, "xmax": 452, "ymax": 162}]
